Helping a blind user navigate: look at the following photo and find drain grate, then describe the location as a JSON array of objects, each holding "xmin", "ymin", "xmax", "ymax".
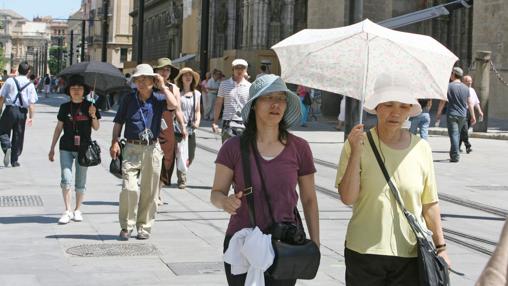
[
  {"xmin": 468, "ymin": 185, "xmax": 508, "ymax": 191},
  {"xmin": 166, "ymin": 261, "xmax": 224, "ymax": 276},
  {"xmin": 66, "ymin": 243, "xmax": 158, "ymax": 257},
  {"xmin": 0, "ymin": 195, "xmax": 43, "ymax": 207}
]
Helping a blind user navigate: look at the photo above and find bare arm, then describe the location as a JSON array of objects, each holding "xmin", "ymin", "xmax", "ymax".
[
  {"xmin": 298, "ymin": 173, "xmax": 320, "ymax": 246},
  {"xmin": 193, "ymin": 95, "xmax": 201, "ymax": 128},
  {"xmin": 212, "ymin": 96, "xmax": 224, "ymax": 132},
  {"xmin": 0, "ymin": 96, "xmax": 4, "ymax": 112},
  {"xmin": 173, "ymin": 88, "xmax": 188, "ymax": 139},
  {"xmin": 48, "ymin": 121, "xmax": 64, "ymax": 162},
  {"xmin": 468, "ymin": 97, "xmax": 477, "ymax": 125},
  {"xmin": 27, "ymin": 104, "xmax": 35, "ymax": 127},
  {"xmin": 210, "ymin": 163, "xmax": 243, "ymax": 214},
  {"xmin": 338, "ymin": 124, "xmax": 364, "ymax": 205},
  {"xmin": 110, "ymin": 122, "xmax": 123, "ymax": 159},
  {"xmin": 436, "ymin": 100, "xmax": 446, "ymax": 121},
  {"xmin": 423, "ymin": 202, "xmax": 451, "ymax": 267}
]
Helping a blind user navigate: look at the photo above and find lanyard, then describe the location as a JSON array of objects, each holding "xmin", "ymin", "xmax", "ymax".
[
  {"xmin": 134, "ymin": 92, "xmax": 150, "ymax": 130},
  {"xmin": 70, "ymin": 102, "xmax": 83, "ymax": 133}
]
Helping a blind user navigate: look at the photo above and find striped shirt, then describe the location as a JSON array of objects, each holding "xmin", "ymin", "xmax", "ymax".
[{"xmin": 217, "ymin": 77, "xmax": 251, "ymax": 121}]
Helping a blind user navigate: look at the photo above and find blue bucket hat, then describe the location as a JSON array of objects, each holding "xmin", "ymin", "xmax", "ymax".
[{"xmin": 241, "ymin": 74, "xmax": 302, "ymax": 127}]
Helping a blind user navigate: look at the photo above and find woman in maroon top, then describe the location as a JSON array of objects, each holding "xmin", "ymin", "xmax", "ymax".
[{"xmin": 210, "ymin": 74, "xmax": 320, "ymax": 285}]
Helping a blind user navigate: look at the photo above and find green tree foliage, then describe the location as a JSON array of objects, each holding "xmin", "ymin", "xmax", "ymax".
[{"xmin": 48, "ymin": 46, "xmax": 66, "ymax": 75}]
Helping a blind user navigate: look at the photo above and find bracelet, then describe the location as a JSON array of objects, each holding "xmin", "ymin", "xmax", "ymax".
[
  {"xmin": 436, "ymin": 247, "xmax": 447, "ymax": 254},
  {"xmin": 436, "ymin": 243, "xmax": 447, "ymax": 249}
]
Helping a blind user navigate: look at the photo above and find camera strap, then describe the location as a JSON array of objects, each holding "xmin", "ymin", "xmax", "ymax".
[{"xmin": 240, "ymin": 136, "xmax": 256, "ymax": 227}]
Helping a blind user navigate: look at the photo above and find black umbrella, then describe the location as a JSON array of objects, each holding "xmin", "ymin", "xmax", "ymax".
[{"xmin": 58, "ymin": 61, "xmax": 129, "ymax": 95}]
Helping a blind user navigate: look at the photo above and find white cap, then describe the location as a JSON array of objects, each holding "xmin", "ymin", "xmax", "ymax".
[{"xmin": 232, "ymin": 59, "xmax": 248, "ymax": 68}]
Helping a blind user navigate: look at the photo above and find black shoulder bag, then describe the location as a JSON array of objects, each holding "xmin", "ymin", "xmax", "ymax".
[
  {"xmin": 366, "ymin": 130, "xmax": 449, "ymax": 286},
  {"xmin": 78, "ymin": 104, "xmax": 101, "ymax": 167},
  {"xmin": 239, "ymin": 137, "xmax": 320, "ymax": 280}
]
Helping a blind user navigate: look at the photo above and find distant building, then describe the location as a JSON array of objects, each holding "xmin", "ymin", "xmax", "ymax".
[
  {"xmin": 0, "ymin": 9, "xmax": 51, "ymax": 75},
  {"xmin": 86, "ymin": 0, "xmax": 133, "ymax": 71}
]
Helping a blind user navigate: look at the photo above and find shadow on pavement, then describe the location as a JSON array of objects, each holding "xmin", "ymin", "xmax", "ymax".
[
  {"xmin": 442, "ymin": 213, "xmax": 506, "ymax": 221},
  {"xmin": 0, "ymin": 216, "xmax": 58, "ymax": 224},
  {"xmin": 83, "ymin": 201, "xmax": 119, "ymax": 206},
  {"xmin": 46, "ymin": 234, "xmax": 119, "ymax": 241}
]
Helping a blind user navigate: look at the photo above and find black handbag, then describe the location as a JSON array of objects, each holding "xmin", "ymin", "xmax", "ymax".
[
  {"xmin": 109, "ymin": 139, "xmax": 126, "ymax": 178},
  {"xmin": 239, "ymin": 137, "xmax": 320, "ymax": 280},
  {"xmin": 366, "ymin": 130, "xmax": 450, "ymax": 286},
  {"xmin": 78, "ymin": 140, "xmax": 101, "ymax": 167}
]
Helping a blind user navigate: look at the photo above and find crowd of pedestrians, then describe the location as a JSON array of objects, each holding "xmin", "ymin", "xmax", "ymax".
[{"xmin": 1, "ymin": 57, "xmax": 503, "ymax": 285}]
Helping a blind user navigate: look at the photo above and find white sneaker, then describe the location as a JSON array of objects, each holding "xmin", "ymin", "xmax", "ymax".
[
  {"xmin": 73, "ymin": 210, "xmax": 83, "ymax": 222},
  {"xmin": 58, "ymin": 211, "xmax": 73, "ymax": 224},
  {"xmin": 3, "ymin": 148, "xmax": 11, "ymax": 167}
]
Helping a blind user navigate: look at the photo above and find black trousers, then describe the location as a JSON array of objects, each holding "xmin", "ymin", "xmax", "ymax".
[
  {"xmin": 0, "ymin": 106, "xmax": 27, "ymax": 164},
  {"xmin": 223, "ymin": 236, "xmax": 297, "ymax": 286},
  {"xmin": 345, "ymin": 248, "xmax": 420, "ymax": 286},
  {"xmin": 459, "ymin": 111, "xmax": 472, "ymax": 149}
]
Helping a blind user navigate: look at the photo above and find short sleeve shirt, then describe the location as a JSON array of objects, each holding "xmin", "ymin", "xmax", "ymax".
[
  {"xmin": 469, "ymin": 87, "xmax": 480, "ymax": 106},
  {"xmin": 447, "ymin": 82, "xmax": 470, "ymax": 117},
  {"xmin": 335, "ymin": 129, "xmax": 438, "ymax": 257},
  {"xmin": 217, "ymin": 78, "xmax": 251, "ymax": 121},
  {"xmin": 206, "ymin": 78, "xmax": 220, "ymax": 95},
  {"xmin": 0, "ymin": 76, "xmax": 38, "ymax": 107},
  {"xmin": 113, "ymin": 91, "xmax": 167, "ymax": 140},
  {"xmin": 57, "ymin": 101, "xmax": 101, "ymax": 152},
  {"xmin": 215, "ymin": 134, "xmax": 316, "ymax": 236}
]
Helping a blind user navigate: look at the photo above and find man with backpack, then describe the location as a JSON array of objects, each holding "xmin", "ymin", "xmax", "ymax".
[{"xmin": 0, "ymin": 62, "xmax": 38, "ymax": 167}]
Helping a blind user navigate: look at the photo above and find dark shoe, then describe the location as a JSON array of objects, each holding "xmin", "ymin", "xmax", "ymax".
[
  {"xmin": 466, "ymin": 147, "xmax": 472, "ymax": 154},
  {"xmin": 136, "ymin": 231, "xmax": 150, "ymax": 240},
  {"xmin": 119, "ymin": 229, "xmax": 132, "ymax": 241},
  {"xmin": 459, "ymin": 148, "xmax": 464, "ymax": 153},
  {"xmin": 450, "ymin": 158, "xmax": 459, "ymax": 163},
  {"xmin": 11, "ymin": 162, "xmax": 20, "ymax": 167}
]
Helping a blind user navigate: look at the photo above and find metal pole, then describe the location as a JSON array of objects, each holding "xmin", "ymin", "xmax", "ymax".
[
  {"xmin": 101, "ymin": 0, "xmax": 110, "ymax": 62},
  {"xmin": 136, "ymin": 0, "xmax": 145, "ymax": 64},
  {"xmin": 344, "ymin": 0, "xmax": 363, "ymax": 138},
  {"xmin": 199, "ymin": 0, "xmax": 209, "ymax": 79},
  {"xmin": 70, "ymin": 30, "xmax": 74, "ymax": 65},
  {"xmin": 43, "ymin": 42, "xmax": 48, "ymax": 75},
  {"xmin": 81, "ymin": 19, "xmax": 86, "ymax": 62}
]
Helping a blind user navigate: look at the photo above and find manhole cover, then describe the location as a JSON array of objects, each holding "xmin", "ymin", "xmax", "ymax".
[
  {"xmin": 66, "ymin": 243, "xmax": 158, "ymax": 257},
  {"xmin": 468, "ymin": 185, "xmax": 508, "ymax": 191},
  {"xmin": 166, "ymin": 261, "xmax": 224, "ymax": 276},
  {"xmin": 0, "ymin": 195, "xmax": 43, "ymax": 207}
]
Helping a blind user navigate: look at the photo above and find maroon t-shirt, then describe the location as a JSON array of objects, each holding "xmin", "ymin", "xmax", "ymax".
[{"xmin": 215, "ymin": 134, "xmax": 316, "ymax": 236}]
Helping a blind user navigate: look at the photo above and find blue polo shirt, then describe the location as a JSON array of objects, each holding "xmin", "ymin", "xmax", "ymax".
[{"xmin": 114, "ymin": 91, "xmax": 167, "ymax": 140}]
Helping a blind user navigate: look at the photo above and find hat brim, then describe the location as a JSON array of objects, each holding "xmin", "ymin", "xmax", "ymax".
[
  {"xmin": 363, "ymin": 88, "xmax": 422, "ymax": 117},
  {"xmin": 131, "ymin": 72, "xmax": 158, "ymax": 79},
  {"xmin": 175, "ymin": 69, "xmax": 200, "ymax": 88},
  {"xmin": 241, "ymin": 80, "xmax": 302, "ymax": 128}
]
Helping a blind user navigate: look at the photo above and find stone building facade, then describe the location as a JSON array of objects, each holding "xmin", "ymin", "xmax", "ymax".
[{"xmin": 86, "ymin": 0, "xmax": 134, "ymax": 70}]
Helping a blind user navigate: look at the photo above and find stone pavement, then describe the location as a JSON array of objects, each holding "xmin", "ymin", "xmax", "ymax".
[{"xmin": 0, "ymin": 94, "xmax": 506, "ymax": 285}]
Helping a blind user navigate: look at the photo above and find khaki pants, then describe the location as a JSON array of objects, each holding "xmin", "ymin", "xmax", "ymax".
[{"xmin": 119, "ymin": 142, "xmax": 163, "ymax": 233}]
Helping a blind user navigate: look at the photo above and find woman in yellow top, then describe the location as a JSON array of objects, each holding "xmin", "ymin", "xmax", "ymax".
[{"xmin": 336, "ymin": 75, "xmax": 451, "ymax": 285}]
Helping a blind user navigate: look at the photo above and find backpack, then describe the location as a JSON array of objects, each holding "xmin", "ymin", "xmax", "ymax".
[{"xmin": 44, "ymin": 76, "xmax": 50, "ymax": 85}]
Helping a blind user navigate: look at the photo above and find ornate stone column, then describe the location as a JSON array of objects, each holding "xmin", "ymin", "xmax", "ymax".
[
  {"xmin": 242, "ymin": 0, "xmax": 250, "ymax": 49},
  {"xmin": 209, "ymin": 0, "xmax": 216, "ymax": 56},
  {"xmin": 226, "ymin": 0, "xmax": 236, "ymax": 49},
  {"xmin": 282, "ymin": 0, "xmax": 295, "ymax": 39}
]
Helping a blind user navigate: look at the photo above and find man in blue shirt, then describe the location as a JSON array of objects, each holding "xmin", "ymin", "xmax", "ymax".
[
  {"xmin": 0, "ymin": 62, "xmax": 38, "ymax": 167},
  {"xmin": 110, "ymin": 64, "xmax": 178, "ymax": 240}
]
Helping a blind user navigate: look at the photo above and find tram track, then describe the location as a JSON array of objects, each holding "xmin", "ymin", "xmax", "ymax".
[{"xmin": 196, "ymin": 133, "xmax": 504, "ymax": 256}]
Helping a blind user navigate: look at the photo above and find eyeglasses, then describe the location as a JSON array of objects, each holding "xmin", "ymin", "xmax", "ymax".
[{"xmin": 259, "ymin": 94, "xmax": 287, "ymax": 103}]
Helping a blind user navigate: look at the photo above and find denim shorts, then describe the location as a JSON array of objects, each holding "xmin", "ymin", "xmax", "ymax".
[{"xmin": 59, "ymin": 150, "xmax": 88, "ymax": 192}]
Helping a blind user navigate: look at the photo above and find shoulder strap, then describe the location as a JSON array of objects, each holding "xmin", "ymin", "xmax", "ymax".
[
  {"xmin": 250, "ymin": 141, "xmax": 276, "ymax": 223},
  {"xmin": 366, "ymin": 130, "xmax": 432, "ymax": 242},
  {"xmin": 240, "ymin": 136, "xmax": 256, "ymax": 227},
  {"xmin": 12, "ymin": 78, "xmax": 30, "ymax": 107}
]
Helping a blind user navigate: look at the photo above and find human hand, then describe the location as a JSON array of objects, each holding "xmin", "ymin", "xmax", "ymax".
[
  {"xmin": 211, "ymin": 123, "xmax": 220, "ymax": 133},
  {"xmin": 88, "ymin": 104, "xmax": 97, "ymax": 117},
  {"xmin": 438, "ymin": 250, "xmax": 451, "ymax": 269},
  {"xmin": 434, "ymin": 119, "xmax": 441, "ymax": 127},
  {"xmin": 110, "ymin": 142, "xmax": 120, "ymax": 159},
  {"xmin": 222, "ymin": 191, "xmax": 243, "ymax": 215},
  {"xmin": 154, "ymin": 74, "xmax": 165, "ymax": 89},
  {"xmin": 348, "ymin": 124, "xmax": 364, "ymax": 153},
  {"xmin": 182, "ymin": 129, "xmax": 188, "ymax": 140},
  {"xmin": 27, "ymin": 118, "xmax": 33, "ymax": 127},
  {"xmin": 48, "ymin": 149, "xmax": 55, "ymax": 162},
  {"xmin": 470, "ymin": 116, "xmax": 476, "ymax": 126}
]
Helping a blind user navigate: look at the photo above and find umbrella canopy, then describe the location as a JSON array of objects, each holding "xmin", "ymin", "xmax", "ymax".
[
  {"xmin": 58, "ymin": 61, "xmax": 129, "ymax": 96},
  {"xmin": 272, "ymin": 19, "xmax": 458, "ymax": 106}
]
